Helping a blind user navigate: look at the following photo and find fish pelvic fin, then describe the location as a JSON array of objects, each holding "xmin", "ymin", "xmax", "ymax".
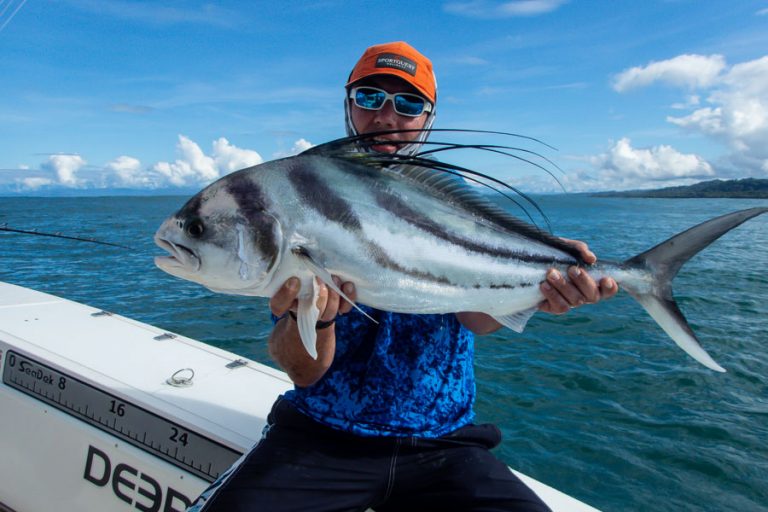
[
  {"xmin": 296, "ymin": 277, "xmax": 321, "ymax": 360},
  {"xmin": 293, "ymin": 246, "xmax": 378, "ymax": 324},
  {"xmin": 493, "ymin": 307, "xmax": 538, "ymax": 333},
  {"xmin": 622, "ymin": 207, "xmax": 768, "ymax": 372}
]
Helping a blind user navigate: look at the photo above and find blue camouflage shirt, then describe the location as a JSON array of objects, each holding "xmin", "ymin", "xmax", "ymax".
[{"xmin": 278, "ymin": 306, "xmax": 476, "ymax": 438}]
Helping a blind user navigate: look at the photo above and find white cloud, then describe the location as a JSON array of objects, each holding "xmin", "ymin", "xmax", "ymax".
[
  {"xmin": 153, "ymin": 135, "xmax": 217, "ymax": 187},
  {"xmin": 670, "ymin": 94, "xmax": 700, "ymax": 110},
  {"xmin": 110, "ymin": 103, "xmax": 153, "ymax": 114},
  {"xmin": 106, "ymin": 156, "xmax": 145, "ymax": 186},
  {"xmin": 1, "ymin": 135, "xmax": 267, "ymax": 192},
  {"xmin": 500, "ymin": 138, "xmax": 715, "ymax": 193},
  {"xmin": 577, "ymin": 138, "xmax": 714, "ymax": 191},
  {"xmin": 666, "ymin": 56, "xmax": 768, "ymax": 171},
  {"xmin": 20, "ymin": 177, "xmax": 54, "ymax": 190},
  {"xmin": 614, "ymin": 54, "xmax": 768, "ymax": 175},
  {"xmin": 68, "ymin": 0, "xmax": 238, "ymax": 27},
  {"xmin": 444, "ymin": 0, "xmax": 567, "ymax": 18},
  {"xmin": 612, "ymin": 54, "xmax": 726, "ymax": 92},
  {"xmin": 273, "ymin": 138, "xmax": 314, "ymax": 159},
  {"xmin": 667, "ymin": 107, "xmax": 724, "ymax": 135},
  {"xmin": 450, "ymin": 56, "xmax": 491, "ymax": 66},
  {"xmin": 593, "ymin": 137, "xmax": 713, "ymax": 178},
  {"xmin": 43, "ymin": 154, "xmax": 86, "ymax": 186},
  {"xmin": 152, "ymin": 135, "xmax": 262, "ymax": 187},
  {"xmin": 212, "ymin": 137, "xmax": 263, "ymax": 174}
]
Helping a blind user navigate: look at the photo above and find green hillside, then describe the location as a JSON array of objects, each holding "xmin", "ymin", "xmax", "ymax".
[{"xmin": 593, "ymin": 178, "xmax": 768, "ymax": 198}]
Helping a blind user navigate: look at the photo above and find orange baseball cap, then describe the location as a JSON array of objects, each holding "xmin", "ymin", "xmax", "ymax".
[{"xmin": 346, "ymin": 41, "xmax": 436, "ymax": 104}]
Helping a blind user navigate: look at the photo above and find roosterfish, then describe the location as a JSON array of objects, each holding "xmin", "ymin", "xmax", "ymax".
[{"xmin": 154, "ymin": 131, "xmax": 767, "ymax": 371}]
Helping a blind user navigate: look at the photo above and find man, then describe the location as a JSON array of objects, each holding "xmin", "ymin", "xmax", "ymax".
[{"xmin": 189, "ymin": 41, "xmax": 617, "ymax": 512}]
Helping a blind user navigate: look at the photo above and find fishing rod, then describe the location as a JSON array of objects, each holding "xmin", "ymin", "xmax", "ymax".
[{"xmin": 0, "ymin": 224, "xmax": 131, "ymax": 249}]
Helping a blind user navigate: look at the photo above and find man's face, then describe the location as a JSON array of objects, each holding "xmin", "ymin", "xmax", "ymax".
[{"xmin": 349, "ymin": 75, "xmax": 431, "ymax": 154}]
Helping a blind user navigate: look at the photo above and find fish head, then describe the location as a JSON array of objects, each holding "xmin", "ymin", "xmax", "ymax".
[{"xmin": 154, "ymin": 178, "xmax": 283, "ymax": 295}]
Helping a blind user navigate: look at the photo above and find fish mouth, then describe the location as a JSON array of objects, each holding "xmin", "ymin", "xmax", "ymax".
[{"xmin": 154, "ymin": 237, "xmax": 201, "ymax": 272}]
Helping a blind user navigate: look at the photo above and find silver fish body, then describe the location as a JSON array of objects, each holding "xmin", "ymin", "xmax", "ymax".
[
  {"xmin": 155, "ymin": 144, "xmax": 767, "ymax": 371},
  {"xmin": 157, "ymin": 155, "xmax": 577, "ymax": 330}
]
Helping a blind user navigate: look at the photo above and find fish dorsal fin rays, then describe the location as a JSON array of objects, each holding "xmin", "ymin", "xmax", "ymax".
[
  {"xmin": 300, "ymin": 128, "xmax": 558, "ymax": 156},
  {"xmin": 301, "ymin": 129, "xmax": 544, "ymax": 216},
  {"xmin": 299, "ymin": 128, "xmax": 582, "ymax": 260},
  {"xmin": 341, "ymin": 154, "xmax": 585, "ymax": 264},
  {"xmin": 385, "ymin": 161, "xmax": 547, "ymax": 235},
  {"xmin": 493, "ymin": 307, "xmax": 538, "ymax": 333}
]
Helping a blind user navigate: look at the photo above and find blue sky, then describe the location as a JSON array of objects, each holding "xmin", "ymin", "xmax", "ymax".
[{"xmin": 1, "ymin": 0, "xmax": 767, "ymax": 194}]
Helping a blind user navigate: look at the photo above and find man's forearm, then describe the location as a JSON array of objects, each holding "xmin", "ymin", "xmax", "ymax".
[{"xmin": 268, "ymin": 317, "xmax": 336, "ymax": 387}]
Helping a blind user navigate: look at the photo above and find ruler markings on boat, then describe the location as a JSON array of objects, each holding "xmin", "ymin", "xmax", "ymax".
[{"xmin": 1, "ymin": 350, "xmax": 242, "ymax": 482}]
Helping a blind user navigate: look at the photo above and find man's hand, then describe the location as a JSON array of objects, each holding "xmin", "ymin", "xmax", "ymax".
[
  {"xmin": 269, "ymin": 276, "xmax": 357, "ymax": 320},
  {"xmin": 539, "ymin": 238, "xmax": 618, "ymax": 315},
  {"xmin": 268, "ymin": 276, "xmax": 357, "ymax": 388}
]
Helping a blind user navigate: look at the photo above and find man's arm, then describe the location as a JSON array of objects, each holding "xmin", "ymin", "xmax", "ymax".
[{"xmin": 268, "ymin": 277, "xmax": 356, "ymax": 387}]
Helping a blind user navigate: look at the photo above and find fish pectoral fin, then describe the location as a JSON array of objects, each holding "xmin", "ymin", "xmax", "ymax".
[
  {"xmin": 296, "ymin": 278, "xmax": 321, "ymax": 360},
  {"xmin": 294, "ymin": 247, "xmax": 378, "ymax": 324},
  {"xmin": 493, "ymin": 307, "xmax": 538, "ymax": 333},
  {"xmin": 235, "ymin": 224, "xmax": 257, "ymax": 280}
]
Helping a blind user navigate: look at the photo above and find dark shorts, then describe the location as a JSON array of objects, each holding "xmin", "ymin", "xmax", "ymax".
[{"xmin": 188, "ymin": 399, "xmax": 551, "ymax": 512}]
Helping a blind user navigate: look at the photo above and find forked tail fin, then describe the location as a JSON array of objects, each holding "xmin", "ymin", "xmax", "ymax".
[{"xmin": 621, "ymin": 207, "xmax": 768, "ymax": 372}]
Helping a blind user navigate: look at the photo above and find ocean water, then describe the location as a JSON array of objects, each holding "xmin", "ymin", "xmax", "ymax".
[{"xmin": 1, "ymin": 195, "xmax": 767, "ymax": 511}]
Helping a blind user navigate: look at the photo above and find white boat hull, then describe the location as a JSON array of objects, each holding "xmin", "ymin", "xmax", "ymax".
[{"xmin": 0, "ymin": 281, "xmax": 599, "ymax": 511}]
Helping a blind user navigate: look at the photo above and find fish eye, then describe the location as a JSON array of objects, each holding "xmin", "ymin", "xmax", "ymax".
[{"xmin": 185, "ymin": 218, "xmax": 205, "ymax": 238}]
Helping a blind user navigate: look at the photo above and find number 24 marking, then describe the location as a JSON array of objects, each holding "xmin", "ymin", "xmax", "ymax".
[{"xmin": 170, "ymin": 427, "xmax": 189, "ymax": 446}]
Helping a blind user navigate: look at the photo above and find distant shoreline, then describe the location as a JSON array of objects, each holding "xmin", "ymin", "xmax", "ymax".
[
  {"xmin": 591, "ymin": 178, "xmax": 768, "ymax": 199},
  {"xmin": 2, "ymin": 178, "xmax": 768, "ymax": 199}
]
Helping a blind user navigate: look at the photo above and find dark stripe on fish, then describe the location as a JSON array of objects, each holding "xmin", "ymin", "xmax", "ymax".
[
  {"xmin": 288, "ymin": 163, "xmax": 362, "ymax": 231},
  {"xmin": 373, "ymin": 189, "xmax": 574, "ymax": 266},
  {"xmin": 176, "ymin": 193, "xmax": 203, "ymax": 221},
  {"xmin": 367, "ymin": 241, "xmax": 534, "ymax": 290},
  {"xmin": 471, "ymin": 282, "xmax": 533, "ymax": 289},
  {"xmin": 225, "ymin": 170, "xmax": 271, "ymax": 215},
  {"xmin": 224, "ymin": 171, "xmax": 279, "ymax": 271},
  {"xmin": 365, "ymin": 241, "xmax": 452, "ymax": 286}
]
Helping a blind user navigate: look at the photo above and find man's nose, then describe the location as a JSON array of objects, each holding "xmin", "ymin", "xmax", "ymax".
[{"xmin": 372, "ymin": 100, "xmax": 399, "ymax": 126}]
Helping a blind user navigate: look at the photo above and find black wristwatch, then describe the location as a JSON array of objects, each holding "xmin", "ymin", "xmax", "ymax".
[{"xmin": 287, "ymin": 310, "xmax": 336, "ymax": 330}]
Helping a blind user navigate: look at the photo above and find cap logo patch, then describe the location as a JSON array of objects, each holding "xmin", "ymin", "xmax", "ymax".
[{"xmin": 375, "ymin": 53, "xmax": 417, "ymax": 76}]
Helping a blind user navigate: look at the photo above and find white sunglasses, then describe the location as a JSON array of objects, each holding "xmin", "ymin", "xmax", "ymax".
[{"xmin": 349, "ymin": 86, "xmax": 432, "ymax": 117}]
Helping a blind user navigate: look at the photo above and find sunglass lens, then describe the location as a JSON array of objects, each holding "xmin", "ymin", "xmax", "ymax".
[
  {"xmin": 354, "ymin": 88, "xmax": 385, "ymax": 110},
  {"xmin": 394, "ymin": 94, "xmax": 426, "ymax": 116}
]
